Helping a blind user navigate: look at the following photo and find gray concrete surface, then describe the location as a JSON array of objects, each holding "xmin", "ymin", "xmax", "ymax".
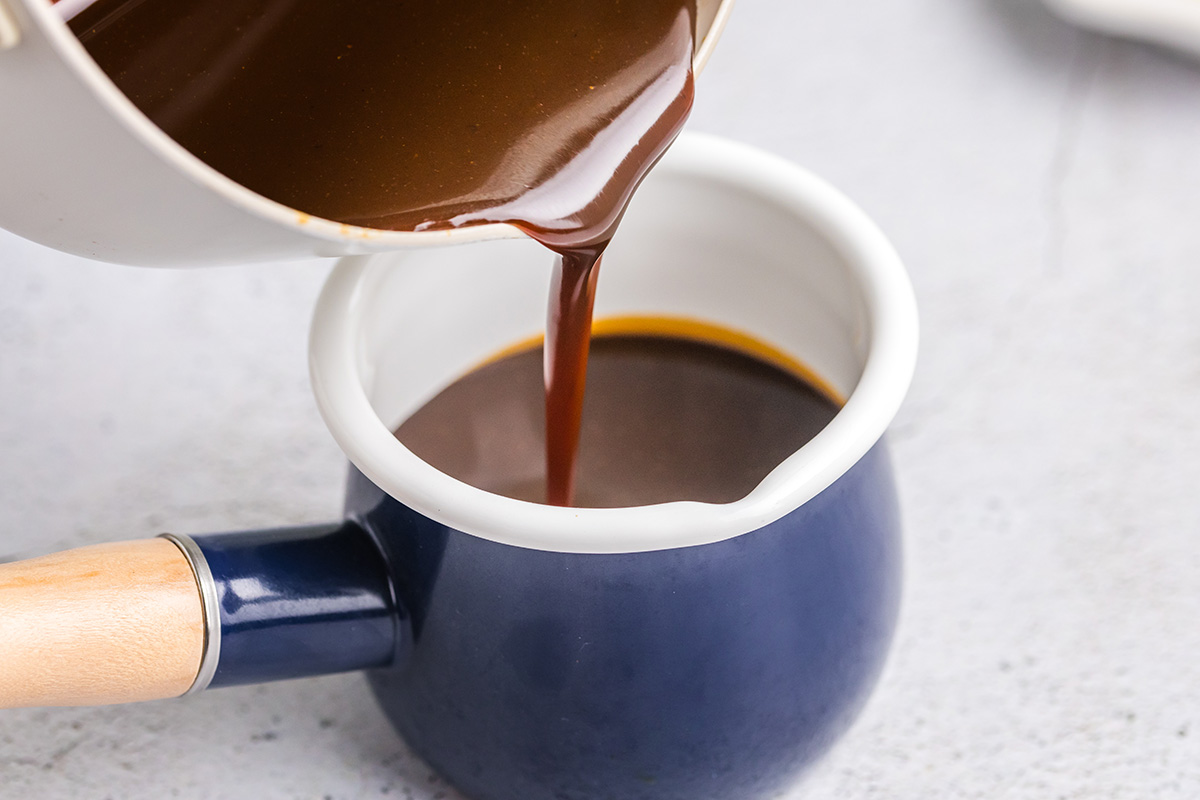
[{"xmin": 1, "ymin": 0, "xmax": 1198, "ymax": 796}]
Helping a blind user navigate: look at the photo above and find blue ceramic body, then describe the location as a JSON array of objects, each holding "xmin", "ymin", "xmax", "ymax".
[
  {"xmin": 355, "ymin": 442, "xmax": 901, "ymax": 800},
  {"xmin": 191, "ymin": 440, "xmax": 900, "ymax": 800}
]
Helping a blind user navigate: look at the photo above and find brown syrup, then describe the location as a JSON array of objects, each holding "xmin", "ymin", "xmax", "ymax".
[
  {"xmin": 68, "ymin": 0, "xmax": 698, "ymax": 505},
  {"xmin": 396, "ymin": 333, "xmax": 842, "ymax": 508}
]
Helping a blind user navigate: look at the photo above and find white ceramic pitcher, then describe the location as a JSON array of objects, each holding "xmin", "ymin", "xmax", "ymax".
[{"xmin": 0, "ymin": 0, "xmax": 732, "ymax": 266}]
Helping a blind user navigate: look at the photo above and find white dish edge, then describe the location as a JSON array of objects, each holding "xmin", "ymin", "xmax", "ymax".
[{"xmin": 1044, "ymin": 0, "xmax": 1200, "ymax": 57}]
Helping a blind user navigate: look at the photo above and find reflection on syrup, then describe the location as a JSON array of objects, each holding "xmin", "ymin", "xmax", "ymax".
[{"xmin": 68, "ymin": 0, "xmax": 695, "ymax": 241}]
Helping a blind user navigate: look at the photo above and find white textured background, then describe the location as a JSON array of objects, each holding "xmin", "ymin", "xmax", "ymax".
[{"xmin": 2, "ymin": 0, "xmax": 1199, "ymax": 797}]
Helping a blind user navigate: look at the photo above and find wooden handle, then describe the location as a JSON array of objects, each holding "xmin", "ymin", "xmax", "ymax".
[{"xmin": 0, "ymin": 538, "xmax": 205, "ymax": 707}]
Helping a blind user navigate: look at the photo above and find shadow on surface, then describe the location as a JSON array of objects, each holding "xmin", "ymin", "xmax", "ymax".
[{"xmin": 981, "ymin": 0, "xmax": 1089, "ymax": 70}]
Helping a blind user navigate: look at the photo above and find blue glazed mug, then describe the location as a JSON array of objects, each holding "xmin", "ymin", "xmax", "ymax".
[
  {"xmin": 304, "ymin": 132, "xmax": 917, "ymax": 799},
  {"xmin": 0, "ymin": 134, "xmax": 917, "ymax": 800}
]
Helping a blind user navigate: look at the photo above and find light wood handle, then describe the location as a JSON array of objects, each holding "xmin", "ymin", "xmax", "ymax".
[{"xmin": 0, "ymin": 538, "xmax": 205, "ymax": 707}]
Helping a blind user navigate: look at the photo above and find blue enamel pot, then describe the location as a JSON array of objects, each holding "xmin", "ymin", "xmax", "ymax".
[{"xmin": 173, "ymin": 133, "xmax": 917, "ymax": 800}]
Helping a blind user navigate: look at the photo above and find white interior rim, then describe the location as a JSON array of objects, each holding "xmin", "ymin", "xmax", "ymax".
[
  {"xmin": 24, "ymin": 0, "xmax": 733, "ymax": 250},
  {"xmin": 309, "ymin": 134, "xmax": 918, "ymax": 555}
]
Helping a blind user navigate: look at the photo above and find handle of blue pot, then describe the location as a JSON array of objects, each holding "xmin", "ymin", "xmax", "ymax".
[
  {"xmin": 179, "ymin": 521, "xmax": 409, "ymax": 691},
  {"xmin": 0, "ymin": 521, "xmax": 408, "ymax": 708}
]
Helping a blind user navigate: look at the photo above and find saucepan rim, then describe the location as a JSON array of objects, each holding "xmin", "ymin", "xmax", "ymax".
[{"xmin": 309, "ymin": 132, "xmax": 918, "ymax": 554}]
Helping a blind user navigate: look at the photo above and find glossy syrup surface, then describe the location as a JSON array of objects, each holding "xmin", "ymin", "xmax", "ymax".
[{"xmin": 68, "ymin": 0, "xmax": 695, "ymax": 241}]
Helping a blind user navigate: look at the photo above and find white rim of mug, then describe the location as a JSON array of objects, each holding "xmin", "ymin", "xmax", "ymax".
[
  {"xmin": 309, "ymin": 133, "xmax": 919, "ymax": 555},
  {"xmin": 21, "ymin": 0, "xmax": 732, "ymax": 251}
]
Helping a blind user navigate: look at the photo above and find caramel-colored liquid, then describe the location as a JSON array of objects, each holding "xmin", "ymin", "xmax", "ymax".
[
  {"xmin": 397, "ymin": 332, "xmax": 842, "ymax": 508},
  {"xmin": 69, "ymin": 0, "xmax": 697, "ymax": 506}
]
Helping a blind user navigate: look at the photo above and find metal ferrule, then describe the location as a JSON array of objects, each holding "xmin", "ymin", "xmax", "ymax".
[{"xmin": 159, "ymin": 533, "xmax": 221, "ymax": 695}]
